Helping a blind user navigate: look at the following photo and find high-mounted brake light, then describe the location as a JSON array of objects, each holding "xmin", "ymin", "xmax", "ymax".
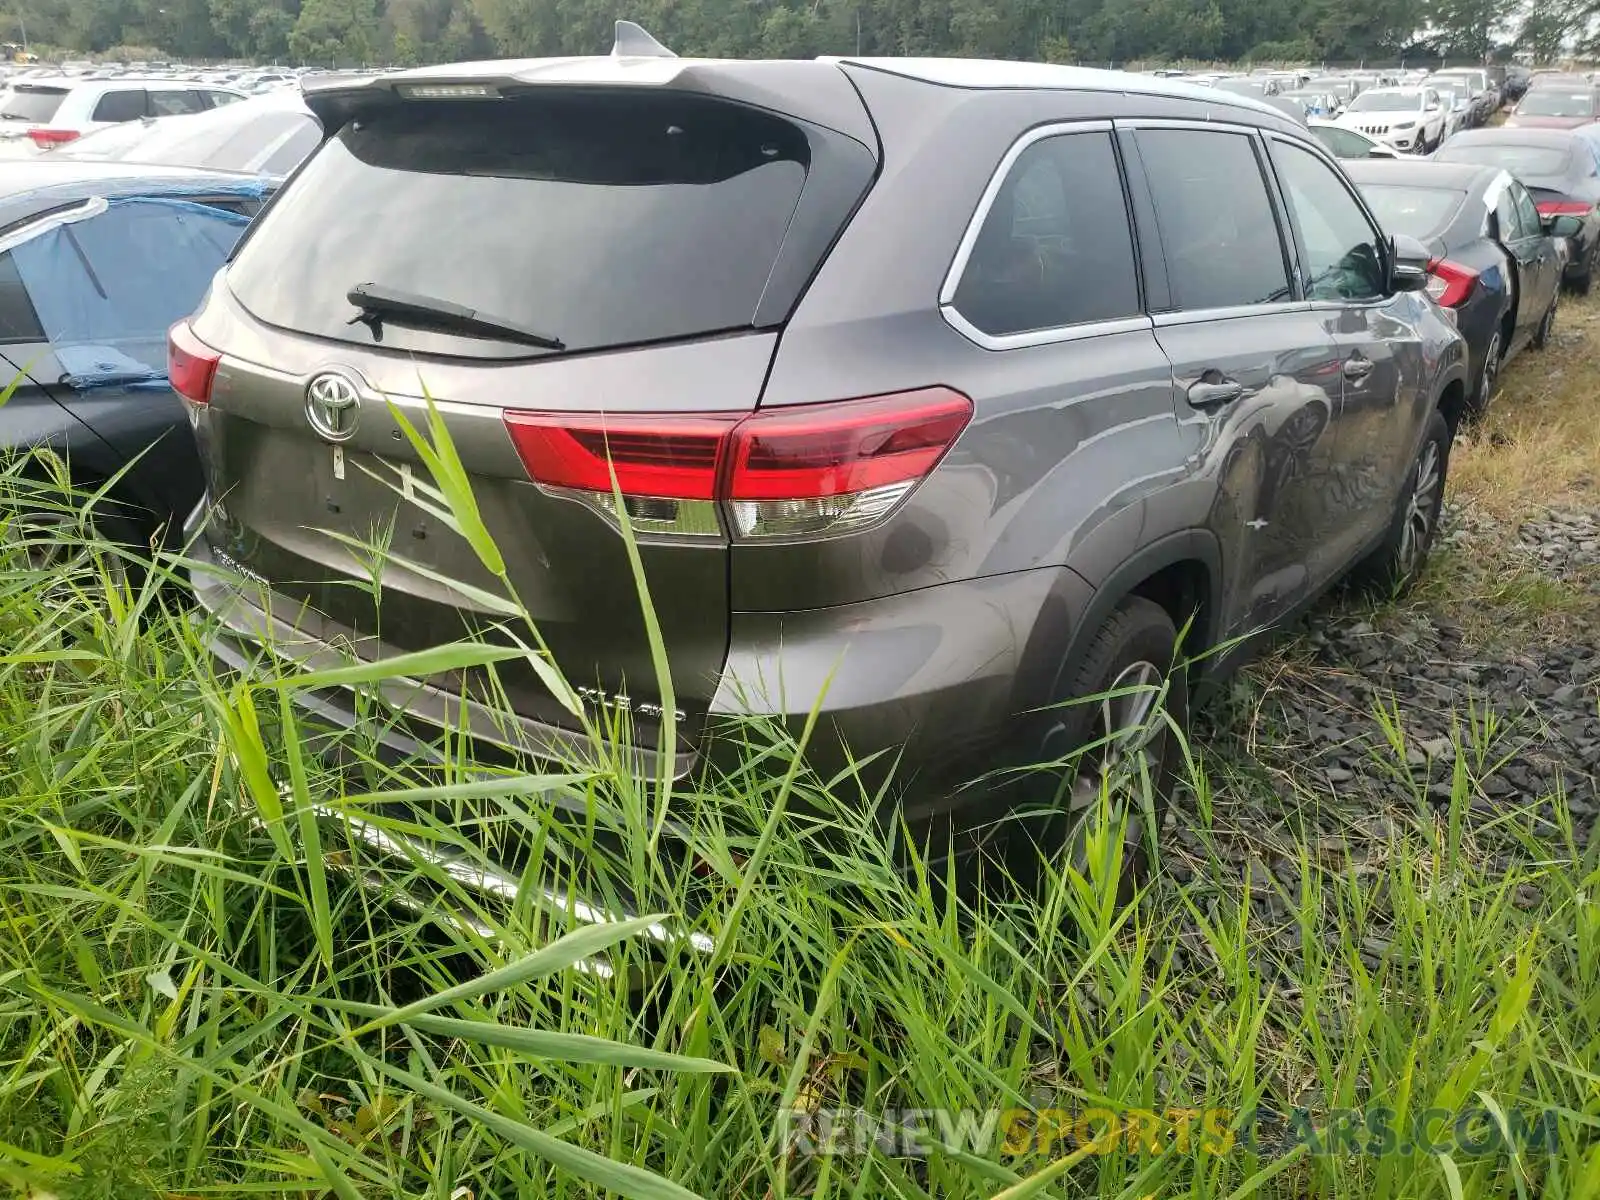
[
  {"xmin": 503, "ymin": 388, "xmax": 973, "ymax": 541},
  {"xmin": 27, "ymin": 128, "xmax": 79, "ymax": 148},
  {"xmin": 1424, "ymin": 258, "xmax": 1477, "ymax": 308},
  {"xmin": 397, "ymin": 83, "xmax": 500, "ymax": 100},
  {"xmin": 1536, "ymin": 199, "xmax": 1591, "ymax": 216},
  {"xmin": 168, "ymin": 321, "xmax": 222, "ymax": 405}
]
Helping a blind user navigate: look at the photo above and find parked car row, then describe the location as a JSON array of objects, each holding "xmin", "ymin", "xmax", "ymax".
[{"xmin": 0, "ymin": 45, "xmax": 1575, "ymax": 908}]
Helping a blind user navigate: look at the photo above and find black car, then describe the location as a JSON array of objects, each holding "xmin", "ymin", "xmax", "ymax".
[
  {"xmin": 1434, "ymin": 127, "xmax": 1600, "ymax": 292},
  {"xmin": 1346, "ymin": 159, "xmax": 1569, "ymax": 413},
  {"xmin": 0, "ymin": 161, "xmax": 270, "ymax": 551}
]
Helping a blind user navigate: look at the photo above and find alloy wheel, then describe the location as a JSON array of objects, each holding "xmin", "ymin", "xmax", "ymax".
[
  {"xmin": 1397, "ymin": 440, "xmax": 1442, "ymax": 577},
  {"xmin": 1480, "ymin": 331, "xmax": 1500, "ymax": 407}
]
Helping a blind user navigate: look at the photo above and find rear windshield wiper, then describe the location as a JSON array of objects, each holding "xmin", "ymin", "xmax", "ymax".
[{"xmin": 346, "ymin": 283, "xmax": 565, "ymax": 351}]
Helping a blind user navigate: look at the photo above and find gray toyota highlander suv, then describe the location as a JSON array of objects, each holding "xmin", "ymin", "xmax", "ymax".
[{"xmin": 172, "ymin": 38, "xmax": 1468, "ymax": 891}]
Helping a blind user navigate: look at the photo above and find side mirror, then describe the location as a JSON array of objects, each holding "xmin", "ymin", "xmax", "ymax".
[
  {"xmin": 1546, "ymin": 213, "xmax": 1584, "ymax": 238},
  {"xmin": 1389, "ymin": 233, "xmax": 1432, "ymax": 293}
]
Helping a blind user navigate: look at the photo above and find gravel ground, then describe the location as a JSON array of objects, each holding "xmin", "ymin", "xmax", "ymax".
[{"xmin": 1153, "ymin": 497, "xmax": 1600, "ymax": 973}]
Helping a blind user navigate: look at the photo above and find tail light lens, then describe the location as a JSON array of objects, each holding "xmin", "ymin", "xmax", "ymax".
[
  {"xmin": 504, "ymin": 388, "xmax": 973, "ymax": 542},
  {"xmin": 1425, "ymin": 258, "xmax": 1478, "ymax": 308},
  {"xmin": 1536, "ymin": 199, "xmax": 1591, "ymax": 216},
  {"xmin": 27, "ymin": 128, "xmax": 79, "ymax": 148},
  {"xmin": 168, "ymin": 320, "xmax": 222, "ymax": 405}
]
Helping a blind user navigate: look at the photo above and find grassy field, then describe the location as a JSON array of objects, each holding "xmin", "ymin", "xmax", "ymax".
[{"xmin": 0, "ymin": 296, "xmax": 1597, "ymax": 1200}]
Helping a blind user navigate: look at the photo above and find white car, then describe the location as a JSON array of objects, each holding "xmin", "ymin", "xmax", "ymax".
[
  {"xmin": 1334, "ymin": 86, "xmax": 1447, "ymax": 154},
  {"xmin": 55, "ymin": 90, "xmax": 321, "ymax": 178},
  {"xmin": 0, "ymin": 77, "xmax": 244, "ymax": 157},
  {"xmin": 1307, "ymin": 118, "xmax": 1401, "ymax": 159},
  {"xmin": 1428, "ymin": 82, "xmax": 1473, "ymax": 138}
]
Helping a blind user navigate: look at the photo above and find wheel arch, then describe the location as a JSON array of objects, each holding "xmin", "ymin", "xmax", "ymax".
[{"xmin": 1049, "ymin": 530, "xmax": 1224, "ymax": 705}]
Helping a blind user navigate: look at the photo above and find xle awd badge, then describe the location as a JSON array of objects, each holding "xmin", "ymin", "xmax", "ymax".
[{"xmin": 305, "ymin": 370, "xmax": 362, "ymax": 479}]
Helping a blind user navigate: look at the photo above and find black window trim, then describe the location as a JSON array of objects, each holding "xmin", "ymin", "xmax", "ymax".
[
  {"xmin": 1263, "ymin": 130, "xmax": 1395, "ymax": 311},
  {"xmin": 1117, "ymin": 118, "xmax": 1307, "ymax": 327},
  {"xmin": 939, "ymin": 118, "xmax": 1153, "ymax": 351}
]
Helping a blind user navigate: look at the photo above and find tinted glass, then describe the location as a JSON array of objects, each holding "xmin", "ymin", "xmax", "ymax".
[
  {"xmin": 952, "ymin": 131, "xmax": 1140, "ymax": 336},
  {"xmin": 1494, "ymin": 187, "xmax": 1523, "ymax": 240},
  {"xmin": 91, "ymin": 89, "xmax": 147, "ymax": 123},
  {"xmin": 1518, "ymin": 92, "xmax": 1597, "ymax": 117},
  {"xmin": 1358, "ymin": 184, "xmax": 1467, "ymax": 239},
  {"xmin": 148, "ymin": 89, "xmax": 206, "ymax": 116},
  {"xmin": 0, "ymin": 252, "xmax": 44, "ymax": 343},
  {"xmin": 1511, "ymin": 182, "xmax": 1544, "ymax": 240},
  {"xmin": 9, "ymin": 198, "xmax": 248, "ymax": 384},
  {"xmin": 1435, "ymin": 142, "xmax": 1570, "ymax": 176},
  {"xmin": 1137, "ymin": 129, "xmax": 1291, "ymax": 310},
  {"xmin": 2, "ymin": 86, "xmax": 69, "ymax": 122},
  {"xmin": 1312, "ymin": 125, "xmax": 1379, "ymax": 159},
  {"xmin": 1271, "ymin": 141, "xmax": 1386, "ymax": 301},
  {"xmin": 228, "ymin": 92, "xmax": 812, "ymax": 358}
]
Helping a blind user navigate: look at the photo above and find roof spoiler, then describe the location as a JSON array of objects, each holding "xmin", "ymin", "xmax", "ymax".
[{"xmin": 611, "ymin": 20, "xmax": 676, "ymax": 58}]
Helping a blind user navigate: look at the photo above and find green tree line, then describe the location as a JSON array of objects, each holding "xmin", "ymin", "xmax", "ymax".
[{"xmin": 0, "ymin": 0, "xmax": 1586, "ymax": 70}]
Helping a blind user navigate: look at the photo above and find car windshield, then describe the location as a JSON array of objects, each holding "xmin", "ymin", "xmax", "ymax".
[
  {"xmin": 1435, "ymin": 142, "xmax": 1571, "ymax": 176},
  {"xmin": 1349, "ymin": 92, "xmax": 1420, "ymax": 112},
  {"xmin": 1357, "ymin": 184, "xmax": 1466, "ymax": 238},
  {"xmin": 1518, "ymin": 92, "xmax": 1597, "ymax": 118}
]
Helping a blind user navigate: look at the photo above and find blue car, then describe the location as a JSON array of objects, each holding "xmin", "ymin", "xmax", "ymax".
[{"xmin": 0, "ymin": 162, "xmax": 271, "ymax": 551}]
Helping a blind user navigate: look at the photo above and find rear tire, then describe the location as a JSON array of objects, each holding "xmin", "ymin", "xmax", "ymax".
[
  {"xmin": 1001, "ymin": 595, "xmax": 1188, "ymax": 905},
  {"xmin": 1533, "ymin": 290, "xmax": 1558, "ymax": 349},
  {"xmin": 1474, "ymin": 328, "xmax": 1502, "ymax": 414},
  {"xmin": 1350, "ymin": 408, "xmax": 1451, "ymax": 596}
]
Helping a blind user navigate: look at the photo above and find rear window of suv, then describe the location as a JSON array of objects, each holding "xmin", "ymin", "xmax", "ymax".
[
  {"xmin": 0, "ymin": 85, "xmax": 69, "ymax": 123},
  {"xmin": 227, "ymin": 91, "xmax": 816, "ymax": 358}
]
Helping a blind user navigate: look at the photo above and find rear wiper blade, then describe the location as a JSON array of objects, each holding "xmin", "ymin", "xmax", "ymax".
[{"xmin": 346, "ymin": 283, "xmax": 565, "ymax": 351}]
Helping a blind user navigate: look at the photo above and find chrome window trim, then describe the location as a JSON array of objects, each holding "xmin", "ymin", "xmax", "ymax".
[
  {"xmin": 940, "ymin": 119, "xmax": 1142, "ymax": 351},
  {"xmin": 1110, "ymin": 117, "xmax": 1275, "ymax": 136},
  {"xmin": 1151, "ymin": 300, "xmax": 1311, "ymax": 327},
  {"xmin": 941, "ymin": 306, "xmax": 1153, "ymax": 350}
]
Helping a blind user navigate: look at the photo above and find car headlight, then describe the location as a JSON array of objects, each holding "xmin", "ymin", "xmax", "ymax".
[{"xmin": 1394, "ymin": 120, "xmax": 1416, "ymax": 129}]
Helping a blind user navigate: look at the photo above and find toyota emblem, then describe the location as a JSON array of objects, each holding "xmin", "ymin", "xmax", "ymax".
[{"xmin": 305, "ymin": 371, "xmax": 362, "ymax": 442}]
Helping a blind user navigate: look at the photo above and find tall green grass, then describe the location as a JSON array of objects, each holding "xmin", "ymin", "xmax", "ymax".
[{"xmin": 0, "ymin": 447, "xmax": 1595, "ymax": 1199}]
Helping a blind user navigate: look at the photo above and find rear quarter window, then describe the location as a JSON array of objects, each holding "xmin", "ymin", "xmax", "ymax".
[
  {"xmin": 950, "ymin": 130, "xmax": 1141, "ymax": 337},
  {"xmin": 92, "ymin": 89, "xmax": 148, "ymax": 123}
]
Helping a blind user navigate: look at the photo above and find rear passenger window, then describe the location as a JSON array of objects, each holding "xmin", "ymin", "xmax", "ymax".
[
  {"xmin": 149, "ymin": 90, "xmax": 207, "ymax": 117},
  {"xmin": 1270, "ymin": 141, "xmax": 1386, "ymax": 301},
  {"xmin": 0, "ymin": 253, "xmax": 45, "ymax": 344},
  {"xmin": 950, "ymin": 131, "xmax": 1140, "ymax": 337},
  {"xmin": 1511, "ymin": 183, "xmax": 1543, "ymax": 241},
  {"xmin": 1137, "ymin": 129, "xmax": 1291, "ymax": 311},
  {"xmin": 92, "ymin": 90, "xmax": 147, "ymax": 123}
]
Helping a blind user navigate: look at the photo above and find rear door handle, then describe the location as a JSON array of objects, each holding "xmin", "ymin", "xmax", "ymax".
[
  {"xmin": 1343, "ymin": 356, "xmax": 1374, "ymax": 381},
  {"xmin": 1187, "ymin": 379, "xmax": 1244, "ymax": 408}
]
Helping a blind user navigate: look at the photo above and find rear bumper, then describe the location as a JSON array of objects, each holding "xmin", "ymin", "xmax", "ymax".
[{"xmin": 186, "ymin": 503, "xmax": 1092, "ymax": 819}]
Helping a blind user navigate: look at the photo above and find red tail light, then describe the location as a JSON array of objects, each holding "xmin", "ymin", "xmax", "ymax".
[
  {"xmin": 1536, "ymin": 199, "xmax": 1591, "ymax": 216},
  {"xmin": 504, "ymin": 388, "xmax": 973, "ymax": 541},
  {"xmin": 1425, "ymin": 258, "xmax": 1478, "ymax": 308},
  {"xmin": 168, "ymin": 321, "xmax": 222, "ymax": 405},
  {"xmin": 27, "ymin": 128, "xmax": 79, "ymax": 148}
]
